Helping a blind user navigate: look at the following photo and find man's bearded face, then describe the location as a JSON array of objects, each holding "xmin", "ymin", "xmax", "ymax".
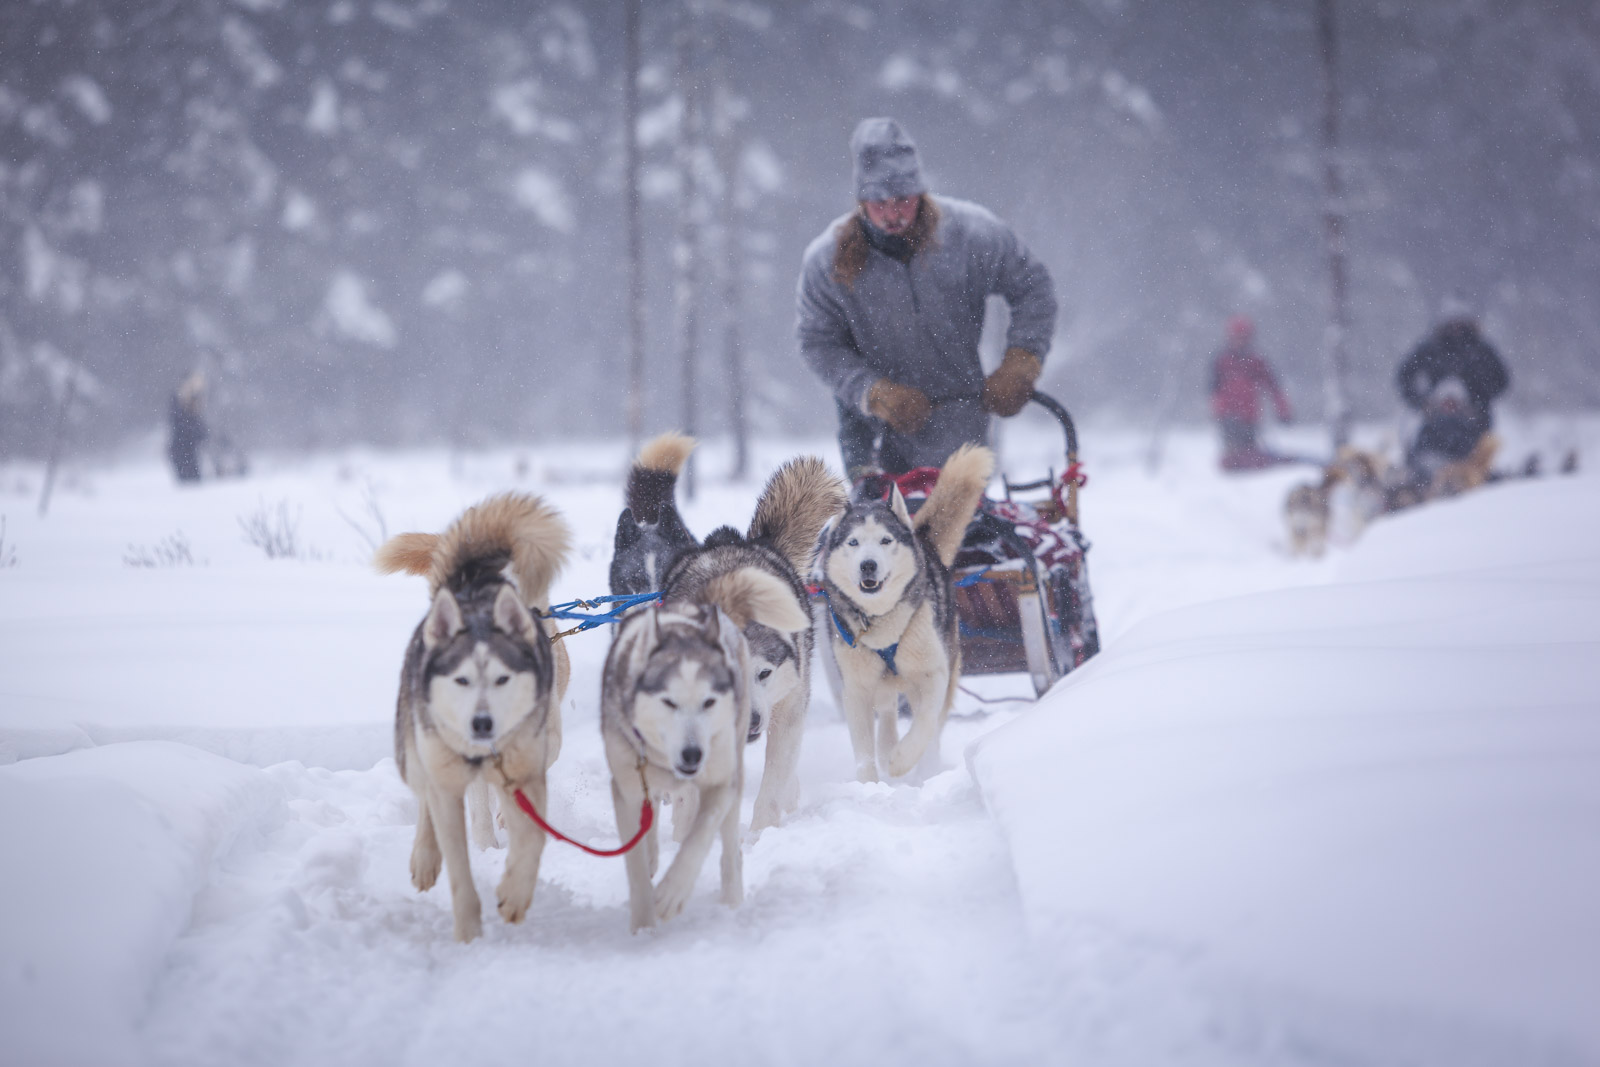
[{"xmin": 863, "ymin": 195, "xmax": 920, "ymax": 235}]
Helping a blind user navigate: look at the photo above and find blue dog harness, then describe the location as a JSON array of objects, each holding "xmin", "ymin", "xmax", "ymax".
[{"xmin": 812, "ymin": 586, "xmax": 898, "ymax": 676}]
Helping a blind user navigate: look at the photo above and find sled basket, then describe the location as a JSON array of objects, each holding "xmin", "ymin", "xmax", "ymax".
[{"xmin": 875, "ymin": 391, "xmax": 1101, "ymax": 697}]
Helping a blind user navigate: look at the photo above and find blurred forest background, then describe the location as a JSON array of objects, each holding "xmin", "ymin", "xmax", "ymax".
[{"xmin": 3, "ymin": 0, "xmax": 1598, "ymax": 455}]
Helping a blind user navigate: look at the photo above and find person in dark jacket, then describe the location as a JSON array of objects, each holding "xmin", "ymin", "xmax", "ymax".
[
  {"xmin": 1397, "ymin": 311, "xmax": 1509, "ymax": 481},
  {"xmin": 796, "ymin": 118, "xmax": 1058, "ymax": 478},
  {"xmin": 168, "ymin": 372, "xmax": 209, "ymax": 484},
  {"xmin": 1210, "ymin": 315, "xmax": 1293, "ymax": 471}
]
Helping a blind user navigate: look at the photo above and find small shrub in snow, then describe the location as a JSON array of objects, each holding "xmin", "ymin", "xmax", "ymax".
[
  {"xmin": 238, "ymin": 498, "xmax": 316, "ymax": 560},
  {"xmin": 336, "ymin": 478, "xmax": 389, "ymax": 555},
  {"xmin": 124, "ymin": 531, "xmax": 201, "ymax": 568},
  {"xmin": 0, "ymin": 515, "xmax": 16, "ymax": 569}
]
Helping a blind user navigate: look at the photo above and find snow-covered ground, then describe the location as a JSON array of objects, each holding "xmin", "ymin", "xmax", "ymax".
[{"xmin": 1, "ymin": 413, "xmax": 1595, "ymax": 1066}]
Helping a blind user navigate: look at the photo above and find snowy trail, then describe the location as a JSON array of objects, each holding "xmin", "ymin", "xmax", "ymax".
[
  {"xmin": 138, "ymin": 709, "xmax": 1091, "ymax": 1067},
  {"xmin": 3, "ymin": 417, "xmax": 1595, "ymax": 1066}
]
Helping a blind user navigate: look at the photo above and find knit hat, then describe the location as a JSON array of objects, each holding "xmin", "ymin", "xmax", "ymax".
[{"xmin": 851, "ymin": 117, "xmax": 927, "ymax": 202}]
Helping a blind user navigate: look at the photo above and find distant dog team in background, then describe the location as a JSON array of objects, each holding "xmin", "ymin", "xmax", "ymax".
[{"xmin": 1283, "ymin": 434, "xmax": 1576, "ymax": 557}]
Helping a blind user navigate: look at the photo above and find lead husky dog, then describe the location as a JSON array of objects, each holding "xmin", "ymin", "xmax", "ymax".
[
  {"xmin": 375, "ymin": 493, "xmax": 571, "ymax": 942},
  {"xmin": 602, "ymin": 570, "xmax": 808, "ymax": 931},
  {"xmin": 816, "ymin": 444, "xmax": 994, "ymax": 781},
  {"xmin": 611, "ymin": 432, "xmax": 699, "ymax": 596},
  {"xmin": 657, "ymin": 457, "xmax": 846, "ymax": 833}
]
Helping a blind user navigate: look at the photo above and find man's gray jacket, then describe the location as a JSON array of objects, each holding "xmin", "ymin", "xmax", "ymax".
[{"xmin": 796, "ymin": 195, "xmax": 1057, "ymax": 469}]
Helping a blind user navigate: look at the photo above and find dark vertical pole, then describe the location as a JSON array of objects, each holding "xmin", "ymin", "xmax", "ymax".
[
  {"xmin": 675, "ymin": 0, "xmax": 702, "ymax": 499},
  {"xmin": 1317, "ymin": 0, "xmax": 1354, "ymax": 448},
  {"xmin": 38, "ymin": 371, "xmax": 78, "ymax": 517},
  {"xmin": 623, "ymin": 0, "xmax": 646, "ymax": 455}
]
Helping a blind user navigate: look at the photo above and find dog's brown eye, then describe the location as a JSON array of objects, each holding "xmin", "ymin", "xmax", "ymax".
[
  {"xmin": 663, "ymin": 698, "xmax": 677, "ymax": 710},
  {"xmin": 454, "ymin": 676, "xmax": 470, "ymax": 687},
  {"xmin": 701, "ymin": 697, "xmax": 715, "ymax": 710},
  {"xmin": 757, "ymin": 668, "xmax": 772, "ymax": 681},
  {"xmin": 494, "ymin": 675, "xmax": 510, "ymax": 686},
  {"xmin": 879, "ymin": 537, "xmax": 891, "ymax": 545},
  {"xmin": 847, "ymin": 538, "xmax": 859, "ymax": 546}
]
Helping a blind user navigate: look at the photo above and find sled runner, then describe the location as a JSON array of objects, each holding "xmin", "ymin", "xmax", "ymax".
[{"xmin": 861, "ymin": 391, "xmax": 1100, "ymax": 697}]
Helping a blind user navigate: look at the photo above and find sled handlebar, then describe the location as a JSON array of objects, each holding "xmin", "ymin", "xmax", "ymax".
[
  {"xmin": 999, "ymin": 391, "xmax": 1083, "ymax": 524},
  {"xmin": 1027, "ymin": 390, "xmax": 1078, "ymax": 462}
]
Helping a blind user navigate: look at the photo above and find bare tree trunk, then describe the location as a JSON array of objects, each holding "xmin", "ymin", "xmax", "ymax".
[
  {"xmin": 712, "ymin": 6, "xmax": 749, "ymax": 481},
  {"xmin": 674, "ymin": 0, "xmax": 704, "ymax": 499},
  {"xmin": 1317, "ymin": 0, "xmax": 1354, "ymax": 449},
  {"xmin": 38, "ymin": 371, "xmax": 78, "ymax": 518},
  {"xmin": 623, "ymin": 0, "xmax": 646, "ymax": 456}
]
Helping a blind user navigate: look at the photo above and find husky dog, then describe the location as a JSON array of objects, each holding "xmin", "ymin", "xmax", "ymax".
[
  {"xmin": 611, "ymin": 432, "xmax": 698, "ymax": 596},
  {"xmin": 816, "ymin": 444, "xmax": 994, "ymax": 781},
  {"xmin": 602, "ymin": 569, "xmax": 808, "ymax": 931},
  {"xmin": 658, "ymin": 457, "xmax": 846, "ymax": 832},
  {"xmin": 375, "ymin": 493, "xmax": 571, "ymax": 942},
  {"xmin": 1430, "ymin": 432, "xmax": 1499, "ymax": 498},
  {"xmin": 1284, "ymin": 482, "xmax": 1332, "ymax": 557}
]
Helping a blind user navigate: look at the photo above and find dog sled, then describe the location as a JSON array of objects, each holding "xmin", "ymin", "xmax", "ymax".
[{"xmin": 861, "ymin": 391, "xmax": 1101, "ymax": 697}]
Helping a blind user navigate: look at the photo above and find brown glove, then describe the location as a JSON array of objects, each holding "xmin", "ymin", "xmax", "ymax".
[
  {"xmin": 981, "ymin": 347, "xmax": 1042, "ymax": 417},
  {"xmin": 866, "ymin": 378, "xmax": 933, "ymax": 435}
]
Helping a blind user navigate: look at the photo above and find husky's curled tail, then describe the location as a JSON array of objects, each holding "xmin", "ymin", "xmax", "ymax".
[
  {"xmin": 912, "ymin": 443, "xmax": 995, "ymax": 568},
  {"xmin": 627, "ymin": 432, "xmax": 696, "ymax": 523},
  {"xmin": 746, "ymin": 455, "xmax": 849, "ymax": 575},
  {"xmin": 374, "ymin": 492, "xmax": 571, "ymax": 610},
  {"xmin": 612, "ymin": 433, "xmax": 698, "ymax": 596}
]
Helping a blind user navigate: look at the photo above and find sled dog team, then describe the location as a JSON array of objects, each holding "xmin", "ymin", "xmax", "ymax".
[{"xmin": 376, "ymin": 435, "xmax": 995, "ymax": 941}]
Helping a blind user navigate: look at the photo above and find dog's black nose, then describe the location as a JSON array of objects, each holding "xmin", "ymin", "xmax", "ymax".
[
  {"xmin": 747, "ymin": 713, "xmax": 763, "ymax": 742},
  {"xmin": 859, "ymin": 559, "xmax": 877, "ymax": 575},
  {"xmin": 679, "ymin": 744, "xmax": 703, "ymax": 770},
  {"xmin": 471, "ymin": 713, "xmax": 493, "ymax": 737}
]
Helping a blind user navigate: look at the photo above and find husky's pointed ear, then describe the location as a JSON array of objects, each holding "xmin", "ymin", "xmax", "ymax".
[
  {"xmin": 423, "ymin": 587, "xmax": 464, "ymax": 650},
  {"xmin": 614, "ymin": 509, "xmax": 642, "ymax": 551},
  {"xmin": 713, "ymin": 605, "xmax": 743, "ymax": 661},
  {"xmin": 888, "ymin": 483, "xmax": 912, "ymax": 529},
  {"xmin": 491, "ymin": 584, "xmax": 537, "ymax": 642},
  {"xmin": 810, "ymin": 517, "xmax": 835, "ymax": 581},
  {"xmin": 625, "ymin": 604, "xmax": 659, "ymax": 679}
]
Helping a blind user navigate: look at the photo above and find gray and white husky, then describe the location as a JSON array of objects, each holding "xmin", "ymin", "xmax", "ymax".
[
  {"xmin": 658, "ymin": 457, "xmax": 846, "ymax": 832},
  {"xmin": 601, "ymin": 570, "xmax": 808, "ymax": 931},
  {"xmin": 375, "ymin": 493, "xmax": 571, "ymax": 942},
  {"xmin": 815, "ymin": 444, "xmax": 994, "ymax": 781}
]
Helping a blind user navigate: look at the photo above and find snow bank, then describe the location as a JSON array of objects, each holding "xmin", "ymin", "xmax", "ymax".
[
  {"xmin": 0, "ymin": 742, "xmax": 279, "ymax": 1067},
  {"xmin": 969, "ymin": 473, "xmax": 1600, "ymax": 1063}
]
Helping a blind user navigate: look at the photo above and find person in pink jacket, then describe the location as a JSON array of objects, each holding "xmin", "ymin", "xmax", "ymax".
[{"xmin": 1210, "ymin": 316, "xmax": 1293, "ymax": 471}]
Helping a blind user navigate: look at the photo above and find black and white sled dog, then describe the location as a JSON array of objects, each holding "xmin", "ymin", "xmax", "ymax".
[
  {"xmin": 375, "ymin": 493, "xmax": 571, "ymax": 942},
  {"xmin": 816, "ymin": 444, "xmax": 994, "ymax": 781},
  {"xmin": 656, "ymin": 457, "xmax": 847, "ymax": 832},
  {"xmin": 611, "ymin": 432, "xmax": 699, "ymax": 596},
  {"xmin": 601, "ymin": 569, "xmax": 809, "ymax": 931}
]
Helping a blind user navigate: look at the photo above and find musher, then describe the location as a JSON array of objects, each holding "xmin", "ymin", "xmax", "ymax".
[{"xmin": 796, "ymin": 117, "xmax": 1059, "ymax": 479}]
